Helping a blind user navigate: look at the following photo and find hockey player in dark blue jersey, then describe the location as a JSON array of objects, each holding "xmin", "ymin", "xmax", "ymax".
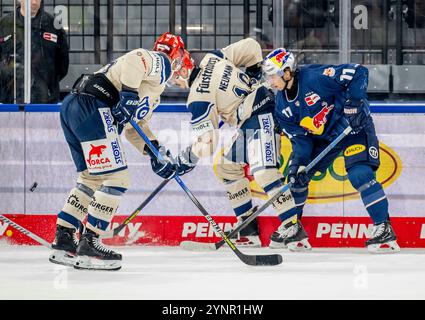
[{"xmin": 262, "ymin": 48, "xmax": 400, "ymax": 253}]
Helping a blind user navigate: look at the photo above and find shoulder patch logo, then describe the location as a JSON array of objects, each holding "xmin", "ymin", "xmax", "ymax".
[
  {"xmin": 323, "ymin": 67, "xmax": 335, "ymax": 77},
  {"xmin": 305, "ymin": 93, "xmax": 321, "ymax": 106},
  {"xmin": 369, "ymin": 147, "xmax": 379, "ymax": 159},
  {"xmin": 43, "ymin": 32, "xmax": 58, "ymax": 43}
]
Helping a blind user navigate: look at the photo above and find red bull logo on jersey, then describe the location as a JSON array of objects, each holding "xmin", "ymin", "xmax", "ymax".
[{"xmin": 300, "ymin": 102, "xmax": 334, "ymax": 135}]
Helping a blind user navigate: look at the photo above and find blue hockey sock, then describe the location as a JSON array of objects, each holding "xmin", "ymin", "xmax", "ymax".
[
  {"xmin": 348, "ymin": 165, "xmax": 389, "ymax": 224},
  {"xmin": 360, "ymin": 181, "xmax": 389, "ymax": 224}
]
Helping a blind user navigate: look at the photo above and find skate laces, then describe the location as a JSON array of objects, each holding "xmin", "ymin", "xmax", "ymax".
[
  {"xmin": 72, "ymin": 232, "xmax": 79, "ymax": 246},
  {"xmin": 371, "ymin": 223, "xmax": 386, "ymax": 238},
  {"xmin": 92, "ymin": 236, "xmax": 114, "ymax": 254},
  {"xmin": 277, "ymin": 221, "xmax": 298, "ymax": 238}
]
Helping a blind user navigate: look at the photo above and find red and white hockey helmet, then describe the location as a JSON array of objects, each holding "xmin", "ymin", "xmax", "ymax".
[{"xmin": 153, "ymin": 32, "xmax": 194, "ymax": 79}]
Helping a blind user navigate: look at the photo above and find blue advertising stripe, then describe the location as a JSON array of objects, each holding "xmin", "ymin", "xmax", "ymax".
[
  {"xmin": 0, "ymin": 102, "xmax": 424, "ymax": 113},
  {"xmin": 369, "ymin": 102, "xmax": 425, "ymax": 113},
  {"xmin": 25, "ymin": 104, "xmax": 61, "ymax": 112},
  {"xmin": 0, "ymin": 104, "xmax": 19, "ymax": 112},
  {"xmin": 155, "ymin": 103, "xmax": 188, "ymax": 112}
]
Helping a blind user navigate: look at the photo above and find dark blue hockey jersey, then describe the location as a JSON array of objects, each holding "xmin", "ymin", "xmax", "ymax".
[{"xmin": 274, "ymin": 63, "xmax": 369, "ymax": 164}]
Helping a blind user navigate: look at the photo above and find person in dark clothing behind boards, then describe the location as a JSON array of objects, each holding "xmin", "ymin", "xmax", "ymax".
[{"xmin": 0, "ymin": 0, "xmax": 69, "ymax": 103}]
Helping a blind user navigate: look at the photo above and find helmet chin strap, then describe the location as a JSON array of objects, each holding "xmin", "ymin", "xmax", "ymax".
[
  {"xmin": 282, "ymin": 69, "xmax": 298, "ymax": 90},
  {"xmin": 188, "ymin": 66, "xmax": 201, "ymax": 88}
]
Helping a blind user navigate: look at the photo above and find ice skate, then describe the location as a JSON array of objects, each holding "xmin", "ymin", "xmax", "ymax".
[
  {"xmin": 366, "ymin": 221, "xmax": 400, "ymax": 253},
  {"xmin": 49, "ymin": 225, "xmax": 79, "ymax": 267},
  {"xmin": 74, "ymin": 229, "xmax": 122, "ymax": 271},
  {"xmin": 232, "ymin": 207, "xmax": 261, "ymax": 248},
  {"xmin": 269, "ymin": 219, "xmax": 312, "ymax": 251}
]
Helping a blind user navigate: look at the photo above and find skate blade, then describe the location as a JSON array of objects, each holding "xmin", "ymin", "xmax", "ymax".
[
  {"xmin": 74, "ymin": 256, "xmax": 122, "ymax": 271},
  {"xmin": 287, "ymin": 239, "xmax": 312, "ymax": 252},
  {"xmin": 235, "ymin": 237, "xmax": 261, "ymax": 248},
  {"xmin": 367, "ymin": 240, "xmax": 401, "ymax": 254},
  {"xmin": 235, "ymin": 242, "xmax": 261, "ymax": 248},
  {"xmin": 49, "ymin": 250, "xmax": 77, "ymax": 267},
  {"xmin": 268, "ymin": 240, "xmax": 288, "ymax": 250}
]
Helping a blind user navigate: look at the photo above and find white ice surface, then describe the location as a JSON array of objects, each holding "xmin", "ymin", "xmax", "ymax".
[{"xmin": 0, "ymin": 246, "xmax": 424, "ymax": 300}]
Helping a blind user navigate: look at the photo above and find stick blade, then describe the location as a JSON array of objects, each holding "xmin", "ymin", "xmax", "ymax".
[
  {"xmin": 238, "ymin": 252, "xmax": 283, "ymax": 266},
  {"xmin": 180, "ymin": 240, "xmax": 218, "ymax": 251}
]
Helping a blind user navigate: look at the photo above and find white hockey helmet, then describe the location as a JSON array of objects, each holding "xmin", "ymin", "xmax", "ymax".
[{"xmin": 262, "ymin": 48, "xmax": 296, "ymax": 77}]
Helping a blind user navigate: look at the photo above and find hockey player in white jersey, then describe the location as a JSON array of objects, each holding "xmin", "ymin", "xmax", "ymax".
[
  {"xmin": 172, "ymin": 38, "xmax": 297, "ymax": 247},
  {"xmin": 49, "ymin": 33, "xmax": 194, "ymax": 270}
]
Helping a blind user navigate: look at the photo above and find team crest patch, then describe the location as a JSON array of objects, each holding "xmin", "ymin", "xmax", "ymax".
[
  {"xmin": 43, "ymin": 32, "xmax": 58, "ymax": 43},
  {"xmin": 305, "ymin": 93, "xmax": 320, "ymax": 106},
  {"xmin": 323, "ymin": 67, "xmax": 335, "ymax": 77},
  {"xmin": 369, "ymin": 147, "xmax": 379, "ymax": 159}
]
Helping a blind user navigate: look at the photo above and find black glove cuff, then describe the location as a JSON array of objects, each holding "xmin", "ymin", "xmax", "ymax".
[
  {"xmin": 245, "ymin": 62, "xmax": 262, "ymax": 81},
  {"xmin": 144, "ymin": 140, "xmax": 160, "ymax": 158}
]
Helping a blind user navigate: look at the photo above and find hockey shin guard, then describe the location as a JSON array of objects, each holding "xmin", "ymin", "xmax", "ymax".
[{"xmin": 57, "ymin": 183, "xmax": 94, "ymax": 229}]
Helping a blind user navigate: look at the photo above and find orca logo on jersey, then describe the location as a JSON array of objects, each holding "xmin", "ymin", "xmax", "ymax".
[
  {"xmin": 88, "ymin": 144, "xmax": 107, "ymax": 161},
  {"xmin": 87, "ymin": 144, "xmax": 110, "ymax": 166}
]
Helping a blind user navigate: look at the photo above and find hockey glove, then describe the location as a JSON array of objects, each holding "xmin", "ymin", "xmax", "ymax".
[
  {"xmin": 111, "ymin": 90, "xmax": 140, "ymax": 125},
  {"xmin": 287, "ymin": 161, "xmax": 310, "ymax": 192},
  {"xmin": 343, "ymin": 99, "xmax": 371, "ymax": 133},
  {"xmin": 145, "ymin": 141, "xmax": 177, "ymax": 180},
  {"xmin": 175, "ymin": 145, "xmax": 199, "ymax": 176}
]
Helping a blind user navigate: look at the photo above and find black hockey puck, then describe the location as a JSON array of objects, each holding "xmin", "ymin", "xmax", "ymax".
[{"xmin": 29, "ymin": 182, "xmax": 38, "ymax": 192}]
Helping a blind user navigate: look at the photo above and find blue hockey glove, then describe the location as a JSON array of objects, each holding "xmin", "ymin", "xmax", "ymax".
[
  {"xmin": 145, "ymin": 141, "xmax": 177, "ymax": 180},
  {"xmin": 287, "ymin": 161, "xmax": 310, "ymax": 192},
  {"xmin": 343, "ymin": 99, "xmax": 371, "ymax": 133},
  {"xmin": 111, "ymin": 90, "xmax": 140, "ymax": 125},
  {"xmin": 175, "ymin": 146, "xmax": 199, "ymax": 176}
]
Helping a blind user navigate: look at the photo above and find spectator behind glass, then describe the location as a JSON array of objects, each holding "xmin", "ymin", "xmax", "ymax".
[{"xmin": 0, "ymin": 0, "xmax": 69, "ymax": 103}]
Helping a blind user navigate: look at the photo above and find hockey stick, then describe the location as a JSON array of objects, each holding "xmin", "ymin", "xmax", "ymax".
[
  {"xmin": 181, "ymin": 125, "xmax": 353, "ymax": 251},
  {"xmin": 0, "ymin": 214, "xmax": 52, "ymax": 249},
  {"xmin": 101, "ymin": 178, "xmax": 170, "ymax": 239},
  {"xmin": 129, "ymin": 119, "xmax": 282, "ymax": 266}
]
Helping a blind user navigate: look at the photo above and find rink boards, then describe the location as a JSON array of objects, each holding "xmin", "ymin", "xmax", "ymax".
[
  {"xmin": 1, "ymin": 215, "xmax": 425, "ymax": 247},
  {"xmin": 0, "ymin": 104, "xmax": 425, "ymax": 247}
]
